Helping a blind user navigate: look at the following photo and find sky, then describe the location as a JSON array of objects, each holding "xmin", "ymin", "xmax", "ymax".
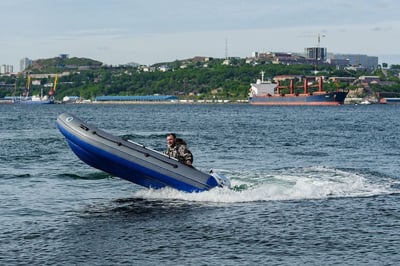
[{"xmin": 1, "ymin": 0, "xmax": 400, "ymax": 70}]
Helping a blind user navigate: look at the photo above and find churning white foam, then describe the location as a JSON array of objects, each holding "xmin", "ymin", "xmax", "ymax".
[{"xmin": 132, "ymin": 166, "xmax": 397, "ymax": 203}]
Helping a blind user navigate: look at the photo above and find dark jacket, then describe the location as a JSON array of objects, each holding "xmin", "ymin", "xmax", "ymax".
[{"xmin": 165, "ymin": 138, "xmax": 193, "ymax": 164}]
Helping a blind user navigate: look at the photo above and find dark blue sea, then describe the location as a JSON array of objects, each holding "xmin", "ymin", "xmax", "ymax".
[{"xmin": 1, "ymin": 103, "xmax": 399, "ymax": 265}]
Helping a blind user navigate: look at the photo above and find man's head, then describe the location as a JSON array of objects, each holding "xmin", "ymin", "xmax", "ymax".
[{"xmin": 166, "ymin": 133, "xmax": 176, "ymax": 147}]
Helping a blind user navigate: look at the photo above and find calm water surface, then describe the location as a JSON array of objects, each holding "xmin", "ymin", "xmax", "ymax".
[{"xmin": 1, "ymin": 104, "xmax": 399, "ymax": 265}]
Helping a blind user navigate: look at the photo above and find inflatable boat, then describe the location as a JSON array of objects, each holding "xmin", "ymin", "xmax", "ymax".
[{"xmin": 56, "ymin": 113, "xmax": 230, "ymax": 192}]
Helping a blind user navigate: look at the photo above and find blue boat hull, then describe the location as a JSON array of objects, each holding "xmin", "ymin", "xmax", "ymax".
[{"xmin": 57, "ymin": 113, "xmax": 230, "ymax": 192}]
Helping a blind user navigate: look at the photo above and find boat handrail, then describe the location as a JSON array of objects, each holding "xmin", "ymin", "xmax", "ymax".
[
  {"xmin": 90, "ymin": 129, "xmax": 180, "ymax": 168},
  {"xmin": 126, "ymin": 139, "xmax": 179, "ymax": 161}
]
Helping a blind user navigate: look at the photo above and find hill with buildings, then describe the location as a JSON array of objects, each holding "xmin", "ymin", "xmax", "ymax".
[{"xmin": 1, "ymin": 54, "xmax": 400, "ymax": 103}]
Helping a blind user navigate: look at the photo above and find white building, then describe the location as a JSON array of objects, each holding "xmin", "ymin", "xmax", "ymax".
[
  {"xmin": 20, "ymin": 57, "xmax": 32, "ymax": 72},
  {"xmin": 330, "ymin": 54, "xmax": 378, "ymax": 70},
  {"xmin": 0, "ymin": 64, "xmax": 13, "ymax": 74}
]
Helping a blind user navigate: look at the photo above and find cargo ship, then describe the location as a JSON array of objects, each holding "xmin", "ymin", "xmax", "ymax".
[{"xmin": 249, "ymin": 72, "xmax": 348, "ymax": 106}]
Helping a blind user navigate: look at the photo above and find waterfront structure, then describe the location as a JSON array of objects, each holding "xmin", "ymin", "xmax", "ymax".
[
  {"xmin": 94, "ymin": 95, "xmax": 179, "ymax": 103},
  {"xmin": 330, "ymin": 54, "xmax": 378, "ymax": 70}
]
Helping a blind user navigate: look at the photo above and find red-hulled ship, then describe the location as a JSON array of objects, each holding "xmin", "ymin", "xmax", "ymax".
[{"xmin": 249, "ymin": 72, "xmax": 348, "ymax": 106}]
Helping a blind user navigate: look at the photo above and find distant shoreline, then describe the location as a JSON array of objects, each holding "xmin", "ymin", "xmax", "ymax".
[{"xmin": 77, "ymin": 100, "xmax": 248, "ymax": 105}]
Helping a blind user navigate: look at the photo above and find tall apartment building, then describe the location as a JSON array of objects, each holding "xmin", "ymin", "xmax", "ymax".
[
  {"xmin": 305, "ymin": 47, "xmax": 327, "ymax": 62},
  {"xmin": 0, "ymin": 64, "xmax": 13, "ymax": 74},
  {"xmin": 20, "ymin": 57, "xmax": 32, "ymax": 72}
]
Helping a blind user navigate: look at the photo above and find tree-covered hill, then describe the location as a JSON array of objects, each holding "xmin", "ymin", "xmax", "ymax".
[{"xmin": 28, "ymin": 57, "xmax": 102, "ymax": 73}]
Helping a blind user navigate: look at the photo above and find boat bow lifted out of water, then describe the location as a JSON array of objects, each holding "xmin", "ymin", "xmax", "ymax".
[{"xmin": 56, "ymin": 113, "xmax": 231, "ymax": 193}]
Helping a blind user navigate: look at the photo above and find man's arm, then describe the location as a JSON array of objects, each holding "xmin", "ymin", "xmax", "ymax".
[{"xmin": 178, "ymin": 145, "xmax": 193, "ymax": 165}]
